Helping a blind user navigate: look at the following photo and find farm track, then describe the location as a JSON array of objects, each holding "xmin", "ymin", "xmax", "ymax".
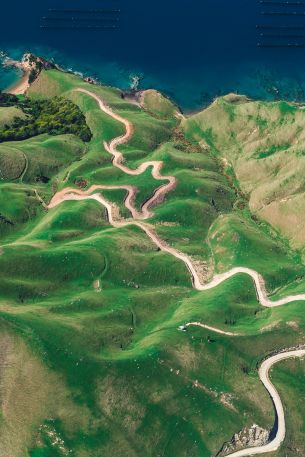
[
  {"xmin": 224, "ymin": 348, "xmax": 305, "ymax": 457},
  {"xmin": 47, "ymin": 89, "xmax": 305, "ymax": 456},
  {"xmin": 49, "ymin": 89, "xmax": 305, "ymax": 309}
]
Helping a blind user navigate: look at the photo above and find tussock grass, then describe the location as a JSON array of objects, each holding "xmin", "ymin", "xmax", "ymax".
[{"xmin": 184, "ymin": 96, "xmax": 305, "ymax": 255}]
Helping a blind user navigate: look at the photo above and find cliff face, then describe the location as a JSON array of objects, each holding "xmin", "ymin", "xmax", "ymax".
[
  {"xmin": 216, "ymin": 424, "xmax": 270, "ymax": 456},
  {"xmin": 21, "ymin": 53, "xmax": 56, "ymax": 83},
  {"xmin": 21, "ymin": 53, "xmax": 55, "ymax": 70}
]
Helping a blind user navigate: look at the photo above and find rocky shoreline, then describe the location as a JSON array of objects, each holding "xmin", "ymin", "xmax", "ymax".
[
  {"xmin": 2, "ymin": 52, "xmax": 104, "ymax": 96},
  {"xmin": 3, "ymin": 53, "xmax": 56, "ymax": 95}
]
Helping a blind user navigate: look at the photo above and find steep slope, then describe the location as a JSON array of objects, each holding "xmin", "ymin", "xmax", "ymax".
[{"xmin": 184, "ymin": 94, "xmax": 305, "ymax": 256}]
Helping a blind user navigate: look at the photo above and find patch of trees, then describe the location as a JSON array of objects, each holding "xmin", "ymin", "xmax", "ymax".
[
  {"xmin": 0, "ymin": 92, "xmax": 18, "ymax": 107},
  {"xmin": 28, "ymin": 69, "xmax": 39, "ymax": 84},
  {"xmin": 0, "ymin": 91, "xmax": 92, "ymax": 142}
]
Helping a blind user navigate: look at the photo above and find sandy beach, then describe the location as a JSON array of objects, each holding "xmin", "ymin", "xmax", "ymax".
[
  {"xmin": 2, "ymin": 55, "xmax": 37, "ymax": 95},
  {"xmin": 5, "ymin": 70, "xmax": 30, "ymax": 95}
]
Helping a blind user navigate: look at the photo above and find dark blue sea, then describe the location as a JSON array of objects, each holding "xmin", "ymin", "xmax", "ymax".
[{"xmin": 2, "ymin": 0, "xmax": 305, "ymax": 110}]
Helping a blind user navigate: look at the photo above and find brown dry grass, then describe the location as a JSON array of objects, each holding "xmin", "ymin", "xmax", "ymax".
[
  {"xmin": 97, "ymin": 375, "xmax": 146, "ymax": 434},
  {"xmin": 140, "ymin": 89, "xmax": 177, "ymax": 119},
  {"xmin": 28, "ymin": 71, "xmax": 61, "ymax": 99},
  {"xmin": 184, "ymin": 97, "xmax": 305, "ymax": 254},
  {"xmin": 0, "ymin": 331, "xmax": 91, "ymax": 457}
]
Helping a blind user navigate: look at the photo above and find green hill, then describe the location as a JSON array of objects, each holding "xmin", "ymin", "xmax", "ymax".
[
  {"xmin": 184, "ymin": 94, "xmax": 305, "ymax": 256},
  {"xmin": 0, "ymin": 106, "xmax": 26, "ymax": 128},
  {"xmin": 0, "ymin": 69, "xmax": 304, "ymax": 457}
]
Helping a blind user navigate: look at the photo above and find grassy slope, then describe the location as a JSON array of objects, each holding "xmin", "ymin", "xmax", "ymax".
[
  {"xmin": 0, "ymin": 71, "xmax": 303, "ymax": 456},
  {"xmin": 0, "ymin": 106, "xmax": 26, "ymax": 128},
  {"xmin": 183, "ymin": 94, "xmax": 305, "ymax": 256},
  {"xmin": 140, "ymin": 89, "xmax": 178, "ymax": 119}
]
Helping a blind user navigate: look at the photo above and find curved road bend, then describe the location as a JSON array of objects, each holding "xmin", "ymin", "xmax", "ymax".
[
  {"xmin": 182, "ymin": 325, "xmax": 305, "ymax": 455},
  {"xmin": 75, "ymin": 88, "xmax": 176, "ymax": 219},
  {"xmin": 47, "ymin": 89, "xmax": 305, "ymax": 457},
  {"xmin": 225, "ymin": 349, "xmax": 305, "ymax": 457},
  {"xmin": 48, "ymin": 89, "xmax": 305, "ymax": 310}
]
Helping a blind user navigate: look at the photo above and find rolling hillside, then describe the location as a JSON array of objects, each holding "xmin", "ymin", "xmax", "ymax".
[{"xmin": 0, "ymin": 68, "xmax": 304, "ymax": 457}]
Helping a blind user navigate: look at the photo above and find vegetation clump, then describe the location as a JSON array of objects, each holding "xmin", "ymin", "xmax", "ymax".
[
  {"xmin": 172, "ymin": 127, "xmax": 202, "ymax": 153},
  {"xmin": 0, "ymin": 92, "xmax": 92, "ymax": 142},
  {"xmin": 0, "ymin": 92, "xmax": 19, "ymax": 107}
]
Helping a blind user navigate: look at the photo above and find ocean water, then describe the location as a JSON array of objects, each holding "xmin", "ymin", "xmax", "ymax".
[{"xmin": 2, "ymin": 0, "xmax": 305, "ymax": 110}]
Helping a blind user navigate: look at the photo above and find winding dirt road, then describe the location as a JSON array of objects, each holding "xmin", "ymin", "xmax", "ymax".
[
  {"xmin": 225, "ymin": 348, "xmax": 305, "ymax": 457},
  {"xmin": 77, "ymin": 88, "xmax": 177, "ymax": 219},
  {"xmin": 47, "ymin": 89, "xmax": 305, "ymax": 456},
  {"xmin": 183, "ymin": 325, "xmax": 305, "ymax": 455},
  {"xmin": 184, "ymin": 322, "xmax": 241, "ymax": 336},
  {"xmin": 48, "ymin": 89, "xmax": 305, "ymax": 308}
]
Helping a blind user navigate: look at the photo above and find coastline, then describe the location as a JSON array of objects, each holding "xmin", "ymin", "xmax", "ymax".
[
  {"xmin": 5, "ymin": 69, "xmax": 30, "ymax": 95},
  {"xmin": 2, "ymin": 53, "xmax": 49, "ymax": 96}
]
